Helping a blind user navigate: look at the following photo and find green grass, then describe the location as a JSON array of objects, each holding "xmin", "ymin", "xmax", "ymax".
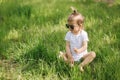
[{"xmin": 0, "ymin": 0, "xmax": 120, "ymax": 80}]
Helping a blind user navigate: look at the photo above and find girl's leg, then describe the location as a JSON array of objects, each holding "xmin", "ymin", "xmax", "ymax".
[
  {"xmin": 79, "ymin": 51, "xmax": 96, "ymax": 72},
  {"xmin": 59, "ymin": 51, "xmax": 74, "ymax": 67},
  {"xmin": 59, "ymin": 51, "xmax": 68, "ymax": 62}
]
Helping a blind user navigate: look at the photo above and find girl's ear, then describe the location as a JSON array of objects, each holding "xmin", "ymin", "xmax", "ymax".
[
  {"xmin": 80, "ymin": 24, "xmax": 83, "ymax": 27},
  {"xmin": 78, "ymin": 24, "xmax": 82, "ymax": 27},
  {"xmin": 77, "ymin": 20, "xmax": 82, "ymax": 26},
  {"xmin": 77, "ymin": 20, "xmax": 83, "ymax": 28}
]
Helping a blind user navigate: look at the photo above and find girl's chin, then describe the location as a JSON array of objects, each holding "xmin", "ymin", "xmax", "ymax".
[{"xmin": 72, "ymin": 31, "xmax": 79, "ymax": 33}]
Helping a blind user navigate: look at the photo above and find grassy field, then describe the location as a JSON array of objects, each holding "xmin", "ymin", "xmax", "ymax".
[{"xmin": 0, "ymin": 0, "xmax": 120, "ymax": 80}]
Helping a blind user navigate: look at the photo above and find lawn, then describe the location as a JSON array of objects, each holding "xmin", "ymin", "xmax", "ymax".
[{"xmin": 0, "ymin": 0, "xmax": 120, "ymax": 80}]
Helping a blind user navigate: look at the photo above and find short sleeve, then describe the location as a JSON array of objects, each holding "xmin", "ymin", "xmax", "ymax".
[
  {"xmin": 65, "ymin": 31, "xmax": 71, "ymax": 41},
  {"xmin": 82, "ymin": 31, "xmax": 89, "ymax": 42}
]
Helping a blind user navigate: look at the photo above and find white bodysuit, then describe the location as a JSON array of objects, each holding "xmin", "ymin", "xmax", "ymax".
[{"xmin": 65, "ymin": 30, "xmax": 89, "ymax": 61}]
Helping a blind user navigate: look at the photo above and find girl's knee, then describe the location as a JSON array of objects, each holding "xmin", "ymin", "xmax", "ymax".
[{"xmin": 90, "ymin": 51, "xmax": 96, "ymax": 58}]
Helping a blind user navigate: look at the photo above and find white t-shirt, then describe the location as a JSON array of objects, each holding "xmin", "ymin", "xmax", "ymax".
[{"xmin": 65, "ymin": 30, "xmax": 89, "ymax": 61}]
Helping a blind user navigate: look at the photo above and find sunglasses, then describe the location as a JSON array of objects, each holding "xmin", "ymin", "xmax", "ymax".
[{"xmin": 66, "ymin": 24, "xmax": 74, "ymax": 30}]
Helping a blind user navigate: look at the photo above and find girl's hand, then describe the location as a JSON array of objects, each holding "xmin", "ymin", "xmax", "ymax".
[
  {"xmin": 69, "ymin": 57, "xmax": 74, "ymax": 67},
  {"xmin": 69, "ymin": 57, "xmax": 74, "ymax": 65},
  {"xmin": 74, "ymin": 48, "xmax": 79, "ymax": 53}
]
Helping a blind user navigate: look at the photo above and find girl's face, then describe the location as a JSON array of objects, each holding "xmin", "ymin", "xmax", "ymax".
[{"xmin": 67, "ymin": 21, "xmax": 82, "ymax": 34}]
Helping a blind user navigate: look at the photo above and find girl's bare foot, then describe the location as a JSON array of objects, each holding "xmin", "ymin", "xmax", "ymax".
[
  {"xmin": 58, "ymin": 51, "xmax": 64, "ymax": 58},
  {"xmin": 58, "ymin": 51, "xmax": 68, "ymax": 61},
  {"xmin": 79, "ymin": 65, "xmax": 84, "ymax": 72},
  {"xmin": 70, "ymin": 63, "xmax": 74, "ymax": 68}
]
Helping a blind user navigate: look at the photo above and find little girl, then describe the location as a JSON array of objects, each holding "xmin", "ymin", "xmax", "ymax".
[{"xmin": 59, "ymin": 9, "xmax": 96, "ymax": 72}]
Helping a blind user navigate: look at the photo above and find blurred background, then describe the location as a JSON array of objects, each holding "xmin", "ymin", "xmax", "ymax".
[{"xmin": 0, "ymin": 0, "xmax": 120, "ymax": 80}]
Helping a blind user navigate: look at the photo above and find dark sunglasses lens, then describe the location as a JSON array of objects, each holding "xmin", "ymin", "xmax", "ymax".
[
  {"xmin": 70, "ymin": 25, "xmax": 74, "ymax": 29},
  {"xmin": 66, "ymin": 24, "xmax": 74, "ymax": 29}
]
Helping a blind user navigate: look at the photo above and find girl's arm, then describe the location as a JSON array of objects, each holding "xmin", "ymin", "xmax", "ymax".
[
  {"xmin": 66, "ymin": 41, "xmax": 74, "ymax": 64},
  {"xmin": 74, "ymin": 41, "xmax": 88, "ymax": 54},
  {"xmin": 66, "ymin": 41, "xmax": 73, "ymax": 59}
]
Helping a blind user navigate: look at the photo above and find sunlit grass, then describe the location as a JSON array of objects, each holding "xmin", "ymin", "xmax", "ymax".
[{"xmin": 0, "ymin": 0, "xmax": 120, "ymax": 80}]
